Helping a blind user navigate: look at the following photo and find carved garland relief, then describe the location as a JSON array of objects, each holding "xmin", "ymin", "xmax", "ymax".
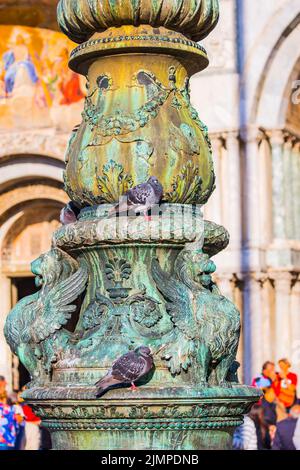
[{"xmin": 64, "ymin": 58, "xmax": 215, "ymax": 207}]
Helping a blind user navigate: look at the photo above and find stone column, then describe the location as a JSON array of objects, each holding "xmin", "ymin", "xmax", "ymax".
[
  {"xmin": 258, "ymin": 135, "xmax": 273, "ymax": 246},
  {"xmin": 269, "ymin": 130, "xmax": 286, "ymax": 240},
  {"xmin": 260, "ymin": 277, "xmax": 273, "ymax": 362},
  {"xmin": 242, "ymin": 274, "xmax": 264, "ymax": 383},
  {"xmin": 241, "ymin": 127, "xmax": 262, "ymax": 269},
  {"xmin": 283, "ymin": 135, "xmax": 294, "ymax": 240},
  {"xmin": 224, "ymin": 131, "xmax": 241, "ymax": 248},
  {"xmin": 232, "ymin": 274, "xmax": 244, "ymax": 378},
  {"xmin": 204, "ymin": 134, "xmax": 223, "ymax": 225},
  {"xmin": 0, "ymin": 273, "xmax": 12, "ymax": 391},
  {"xmin": 291, "ymin": 140, "xmax": 300, "ymax": 240},
  {"xmin": 272, "ymin": 273, "xmax": 292, "ymax": 361},
  {"xmin": 290, "ymin": 276, "xmax": 300, "ymax": 386},
  {"xmin": 217, "ymin": 273, "xmax": 234, "ymax": 300}
]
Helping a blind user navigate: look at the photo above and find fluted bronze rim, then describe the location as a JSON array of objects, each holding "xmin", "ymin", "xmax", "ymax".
[
  {"xmin": 57, "ymin": 0, "xmax": 219, "ymax": 44},
  {"xmin": 68, "ymin": 31, "xmax": 209, "ymax": 75}
]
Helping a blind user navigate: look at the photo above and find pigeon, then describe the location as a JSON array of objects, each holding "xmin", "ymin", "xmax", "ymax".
[
  {"xmin": 109, "ymin": 176, "xmax": 163, "ymax": 220},
  {"xmin": 95, "ymin": 346, "xmax": 154, "ymax": 397},
  {"xmin": 60, "ymin": 201, "xmax": 81, "ymax": 225}
]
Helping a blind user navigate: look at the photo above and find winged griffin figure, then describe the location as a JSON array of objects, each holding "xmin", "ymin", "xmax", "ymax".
[
  {"xmin": 4, "ymin": 248, "xmax": 88, "ymax": 384},
  {"xmin": 151, "ymin": 248, "xmax": 240, "ymax": 387}
]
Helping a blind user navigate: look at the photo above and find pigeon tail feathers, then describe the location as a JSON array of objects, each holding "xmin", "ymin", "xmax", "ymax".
[
  {"xmin": 95, "ymin": 374, "xmax": 122, "ymax": 397},
  {"xmin": 108, "ymin": 195, "xmax": 131, "ymax": 217}
]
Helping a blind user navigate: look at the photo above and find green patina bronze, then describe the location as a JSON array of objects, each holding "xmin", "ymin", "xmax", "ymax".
[{"xmin": 4, "ymin": 0, "xmax": 260, "ymax": 450}]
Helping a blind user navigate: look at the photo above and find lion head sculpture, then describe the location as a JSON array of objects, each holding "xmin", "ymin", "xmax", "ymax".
[{"xmin": 31, "ymin": 248, "xmax": 79, "ymax": 291}]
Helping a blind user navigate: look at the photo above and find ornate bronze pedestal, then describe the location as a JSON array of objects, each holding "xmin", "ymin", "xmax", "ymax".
[{"xmin": 4, "ymin": 0, "xmax": 260, "ymax": 450}]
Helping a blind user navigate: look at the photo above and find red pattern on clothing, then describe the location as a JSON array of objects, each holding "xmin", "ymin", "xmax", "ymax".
[
  {"xmin": 275, "ymin": 372, "xmax": 298, "ymax": 408},
  {"xmin": 22, "ymin": 405, "xmax": 40, "ymax": 424}
]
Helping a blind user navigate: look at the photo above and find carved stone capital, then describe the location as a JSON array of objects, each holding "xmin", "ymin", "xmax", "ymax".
[
  {"xmin": 268, "ymin": 129, "xmax": 285, "ymax": 146},
  {"xmin": 216, "ymin": 273, "xmax": 234, "ymax": 282},
  {"xmin": 292, "ymin": 140, "xmax": 300, "ymax": 152},
  {"xmin": 291, "ymin": 274, "xmax": 300, "ymax": 293},
  {"xmin": 239, "ymin": 126, "xmax": 264, "ymax": 145},
  {"xmin": 242, "ymin": 273, "xmax": 264, "ymax": 290},
  {"xmin": 270, "ymin": 271, "xmax": 293, "ymax": 293},
  {"xmin": 223, "ymin": 130, "xmax": 240, "ymax": 143}
]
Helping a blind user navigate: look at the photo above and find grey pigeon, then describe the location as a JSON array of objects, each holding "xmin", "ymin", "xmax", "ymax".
[
  {"xmin": 60, "ymin": 201, "xmax": 81, "ymax": 225},
  {"xmin": 110, "ymin": 176, "xmax": 163, "ymax": 220},
  {"xmin": 95, "ymin": 346, "xmax": 153, "ymax": 397}
]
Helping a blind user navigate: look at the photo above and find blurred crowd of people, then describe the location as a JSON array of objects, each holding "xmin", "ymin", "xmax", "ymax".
[
  {"xmin": 0, "ymin": 375, "xmax": 50, "ymax": 451},
  {"xmin": 233, "ymin": 358, "xmax": 300, "ymax": 450},
  {"xmin": 2, "ymin": 359, "xmax": 300, "ymax": 451}
]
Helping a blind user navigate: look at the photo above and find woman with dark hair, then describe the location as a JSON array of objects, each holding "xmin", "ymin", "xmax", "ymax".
[
  {"xmin": 232, "ymin": 415, "xmax": 258, "ymax": 450},
  {"xmin": 249, "ymin": 404, "xmax": 272, "ymax": 450}
]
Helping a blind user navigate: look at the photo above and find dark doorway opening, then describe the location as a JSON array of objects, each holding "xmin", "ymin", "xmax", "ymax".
[
  {"xmin": 12, "ymin": 277, "xmax": 39, "ymax": 390},
  {"xmin": 14, "ymin": 276, "xmax": 37, "ymax": 299},
  {"xmin": 11, "ymin": 276, "xmax": 53, "ymax": 449}
]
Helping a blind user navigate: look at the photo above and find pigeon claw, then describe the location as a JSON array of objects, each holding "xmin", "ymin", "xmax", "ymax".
[
  {"xmin": 130, "ymin": 383, "xmax": 137, "ymax": 391},
  {"xmin": 144, "ymin": 214, "xmax": 152, "ymax": 222}
]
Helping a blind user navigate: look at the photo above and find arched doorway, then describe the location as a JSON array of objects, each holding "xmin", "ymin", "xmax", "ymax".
[
  {"xmin": 1, "ymin": 202, "xmax": 63, "ymax": 390},
  {"xmin": 0, "ymin": 175, "xmax": 67, "ymax": 391}
]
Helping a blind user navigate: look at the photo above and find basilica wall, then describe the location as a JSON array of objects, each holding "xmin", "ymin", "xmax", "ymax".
[
  {"xmin": 192, "ymin": 0, "xmax": 300, "ymax": 384},
  {"xmin": 0, "ymin": 0, "xmax": 299, "ymax": 390}
]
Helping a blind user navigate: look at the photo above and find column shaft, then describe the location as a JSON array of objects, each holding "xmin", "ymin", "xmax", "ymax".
[
  {"xmin": 224, "ymin": 131, "xmax": 241, "ymax": 248},
  {"xmin": 283, "ymin": 137, "xmax": 294, "ymax": 239},
  {"xmin": 273, "ymin": 273, "xmax": 292, "ymax": 361},
  {"xmin": 204, "ymin": 135, "xmax": 223, "ymax": 225},
  {"xmin": 242, "ymin": 128, "xmax": 261, "ymax": 249},
  {"xmin": 258, "ymin": 136, "xmax": 273, "ymax": 246},
  {"xmin": 217, "ymin": 274, "xmax": 234, "ymax": 300},
  {"xmin": 242, "ymin": 275, "xmax": 264, "ymax": 383},
  {"xmin": 290, "ymin": 276, "xmax": 300, "ymax": 388},
  {"xmin": 261, "ymin": 278, "xmax": 273, "ymax": 361},
  {"xmin": 270, "ymin": 130, "xmax": 286, "ymax": 240},
  {"xmin": 292, "ymin": 141, "xmax": 300, "ymax": 239}
]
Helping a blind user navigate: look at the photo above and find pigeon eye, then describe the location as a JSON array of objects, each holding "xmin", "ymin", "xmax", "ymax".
[{"xmin": 97, "ymin": 75, "xmax": 110, "ymax": 90}]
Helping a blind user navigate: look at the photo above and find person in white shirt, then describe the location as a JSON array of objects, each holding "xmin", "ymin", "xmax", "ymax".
[{"xmin": 233, "ymin": 415, "xmax": 258, "ymax": 450}]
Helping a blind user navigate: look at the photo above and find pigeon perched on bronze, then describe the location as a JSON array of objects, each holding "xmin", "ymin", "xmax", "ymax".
[
  {"xmin": 110, "ymin": 176, "xmax": 163, "ymax": 221},
  {"xmin": 95, "ymin": 346, "xmax": 154, "ymax": 397},
  {"xmin": 60, "ymin": 201, "xmax": 81, "ymax": 225}
]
